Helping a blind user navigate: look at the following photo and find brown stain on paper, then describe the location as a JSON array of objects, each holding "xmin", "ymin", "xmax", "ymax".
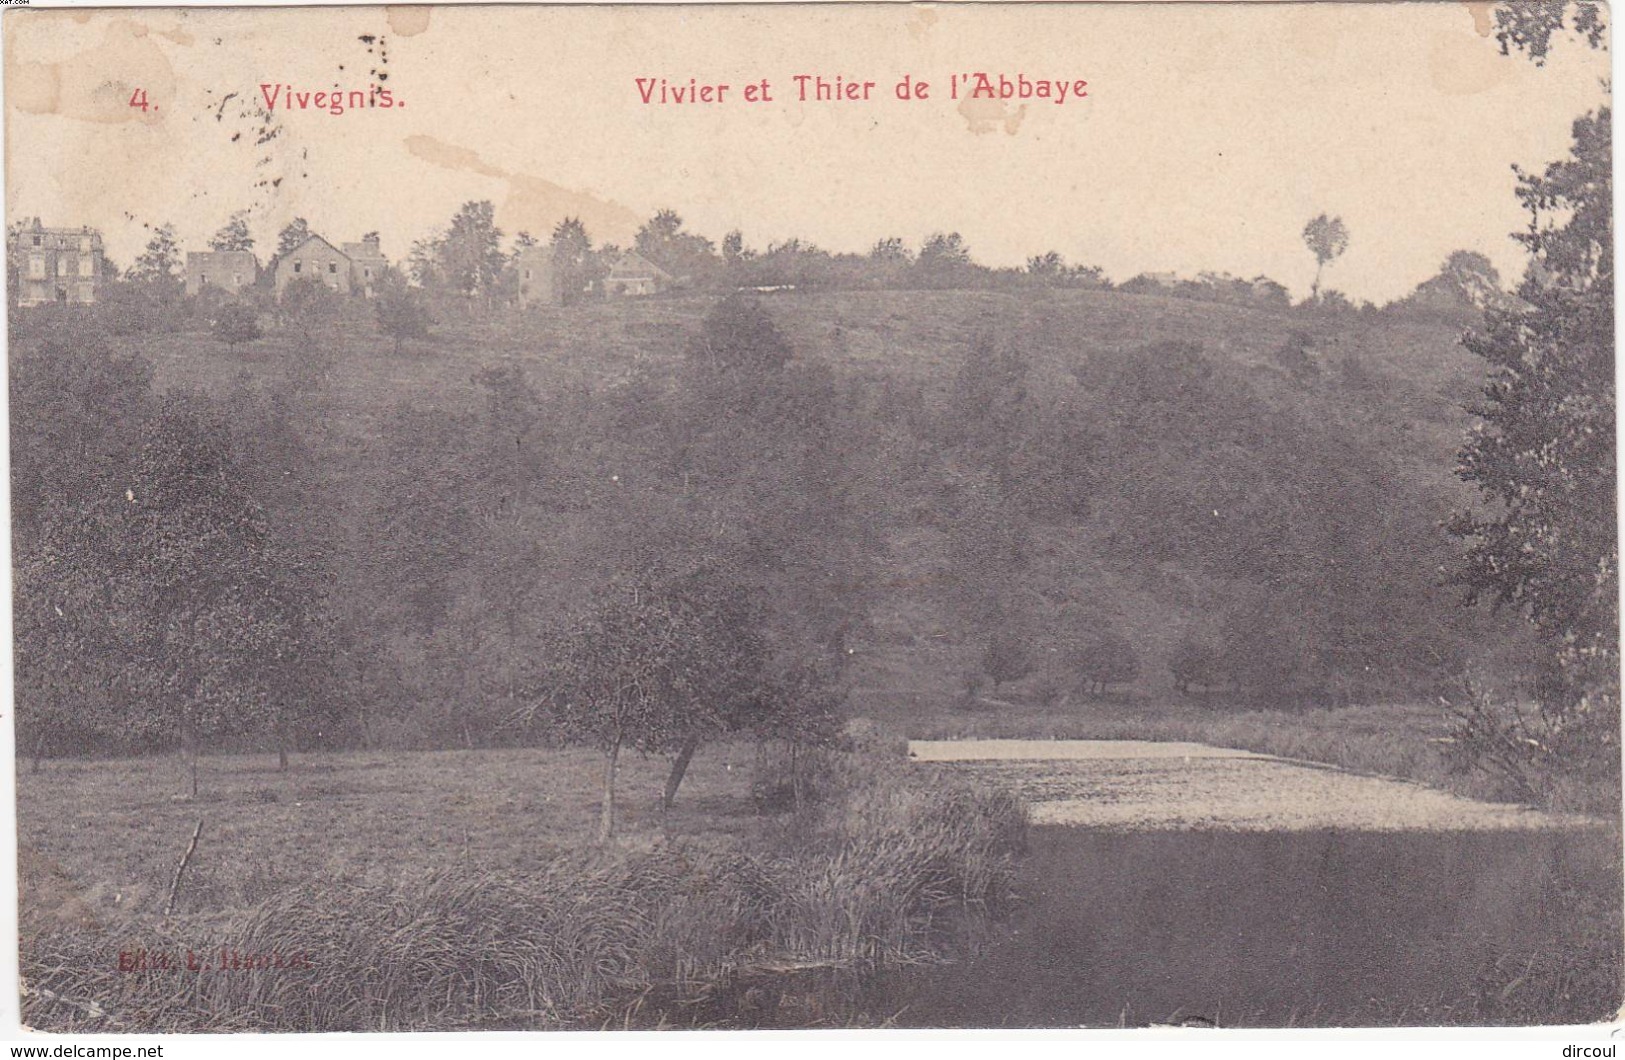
[
  {"xmin": 10, "ymin": 19, "xmax": 177, "ymax": 124},
  {"xmin": 958, "ymin": 95, "xmax": 1026, "ymax": 136},
  {"xmin": 385, "ymin": 6, "xmax": 433, "ymax": 37},
  {"xmin": 1428, "ymin": 27, "xmax": 1514, "ymax": 95},
  {"xmin": 906, "ymin": 5, "xmax": 938, "ymax": 40},
  {"xmin": 404, "ymin": 134, "xmax": 642, "ymax": 243},
  {"xmin": 1464, "ymin": 1, "xmax": 1495, "ymax": 37}
]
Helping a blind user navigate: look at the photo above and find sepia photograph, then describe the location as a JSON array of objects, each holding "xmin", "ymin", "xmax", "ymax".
[{"xmin": 3, "ymin": 0, "xmax": 1619, "ymax": 1036}]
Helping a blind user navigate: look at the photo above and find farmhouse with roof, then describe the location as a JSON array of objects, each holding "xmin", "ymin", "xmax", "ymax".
[
  {"xmin": 10, "ymin": 218, "xmax": 105, "ymax": 306},
  {"xmin": 603, "ymin": 249, "xmax": 672, "ymax": 297},
  {"xmin": 185, "ymin": 250, "xmax": 258, "ymax": 297},
  {"xmin": 275, "ymin": 233, "xmax": 389, "ymax": 297}
]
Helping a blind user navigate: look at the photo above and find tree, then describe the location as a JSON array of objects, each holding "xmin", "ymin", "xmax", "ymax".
[
  {"xmin": 414, "ymin": 201, "xmax": 506, "ymax": 304},
  {"xmin": 549, "ymin": 217, "xmax": 599, "ymax": 304},
  {"xmin": 275, "ymin": 218, "xmax": 312, "ymax": 258},
  {"xmin": 1301, "ymin": 214, "xmax": 1350, "ymax": 301},
  {"xmin": 278, "ymin": 275, "xmax": 340, "ymax": 342},
  {"xmin": 686, "ymin": 293, "xmax": 792, "ymax": 373},
  {"xmin": 634, "ymin": 209, "xmax": 717, "ymax": 283},
  {"xmin": 127, "ymin": 223, "xmax": 183, "ymax": 297},
  {"xmin": 870, "ymin": 237, "xmax": 912, "ymax": 264},
  {"xmin": 917, "ymin": 232, "xmax": 973, "ymax": 287},
  {"xmin": 1076, "ymin": 630, "xmax": 1139, "ymax": 696},
  {"xmin": 212, "ymin": 301, "xmax": 262, "ymax": 349},
  {"xmin": 375, "ymin": 275, "xmax": 431, "ymax": 354},
  {"xmin": 1169, "ymin": 630, "xmax": 1227, "ymax": 696},
  {"xmin": 982, "ymin": 624, "xmax": 1034, "ymax": 691},
  {"xmin": 1491, "ymin": 0, "xmax": 1606, "ymax": 64},
  {"xmin": 267, "ymin": 218, "xmax": 312, "ymax": 275},
  {"xmin": 209, "ymin": 212, "xmax": 255, "ymax": 253},
  {"xmin": 539, "ymin": 569, "xmax": 754, "ymax": 840},
  {"xmin": 11, "ymin": 321, "xmax": 156, "ymax": 767},
  {"xmin": 1026, "ymin": 251, "xmax": 1066, "ymax": 285},
  {"xmin": 114, "ymin": 400, "xmax": 312, "ymax": 796},
  {"xmin": 1449, "ymin": 106, "xmax": 1615, "ymax": 783}
]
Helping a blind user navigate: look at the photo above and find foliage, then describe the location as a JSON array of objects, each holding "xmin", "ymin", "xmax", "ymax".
[
  {"xmin": 1492, "ymin": 0, "xmax": 1607, "ymax": 64},
  {"xmin": 410, "ymin": 201, "xmax": 506, "ymax": 302},
  {"xmin": 982, "ymin": 625, "xmax": 1034, "ymax": 690},
  {"xmin": 208, "ymin": 212, "xmax": 255, "ymax": 253},
  {"xmin": 1075, "ymin": 630, "xmax": 1140, "ymax": 695},
  {"xmin": 549, "ymin": 217, "xmax": 600, "ymax": 304},
  {"xmin": 635, "ymin": 209, "xmax": 716, "ymax": 284},
  {"xmin": 1169, "ymin": 630, "xmax": 1227, "ymax": 695},
  {"xmin": 1450, "ymin": 106, "xmax": 1616, "ymax": 787},
  {"xmin": 1302, "ymin": 213, "xmax": 1350, "ymax": 300},
  {"xmin": 109, "ymin": 399, "xmax": 324, "ymax": 791},
  {"xmin": 374, "ymin": 275, "xmax": 432, "ymax": 353},
  {"xmin": 211, "ymin": 301, "xmax": 261, "ymax": 349},
  {"xmin": 276, "ymin": 275, "xmax": 339, "ymax": 341},
  {"xmin": 125, "ymin": 224, "xmax": 183, "ymax": 301}
]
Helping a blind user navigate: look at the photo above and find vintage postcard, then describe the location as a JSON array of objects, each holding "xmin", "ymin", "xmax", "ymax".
[{"xmin": 4, "ymin": 0, "xmax": 1618, "ymax": 1037}]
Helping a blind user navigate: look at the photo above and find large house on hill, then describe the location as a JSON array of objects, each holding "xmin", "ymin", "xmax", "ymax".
[
  {"xmin": 185, "ymin": 250, "xmax": 258, "ymax": 297},
  {"xmin": 604, "ymin": 249, "xmax": 672, "ymax": 297},
  {"xmin": 10, "ymin": 218, "xmax": 105, "ymax": 306},
  {"xmin": 274, "ymin": 233, "xmax": 388, "ymax": 297}
]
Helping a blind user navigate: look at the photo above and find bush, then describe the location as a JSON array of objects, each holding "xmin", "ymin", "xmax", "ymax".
[
  {"xmin": 376, "ymin": 282, "xmax": 432, "ymax": 354},
  {"xmin": 211, "ymin": 302, "xmax": 261, "ymax": 349}
]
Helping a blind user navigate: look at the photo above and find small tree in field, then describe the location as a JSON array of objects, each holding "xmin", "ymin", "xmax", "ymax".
[
  {"xmin": 1302, "ymin": 214, "xmax": 1350, "ymax": 301},
  {"xmin": 212, "ymin": 302, "xmax": 261, "ymax": 349},
  {"xmin": 983, "ymin": 625, "xmax": 1034, "ymax": 691},
  {"xmin": 278, "ymin": 276, "xmax": 339, "ymax": 343},
  {"xmin": 539, "ymin": 579, "xmax": 712, "ymax": 841},
  {"xmin": 1077, "ymin": 630, "xmax": 1139, "ymax": 696},
  {"xmin": 375, "ymin": 278, "xmax": 431, "ymax": 354}
]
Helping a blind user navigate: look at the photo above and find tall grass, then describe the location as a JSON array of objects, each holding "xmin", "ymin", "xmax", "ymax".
[{"xmin": 21, "ymin": 760, "xmax": 1027, "ymax": 1032}]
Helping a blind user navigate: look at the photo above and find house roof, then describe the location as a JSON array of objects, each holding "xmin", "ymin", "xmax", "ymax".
[
  {"xmin": 283, "ymin": 233, "xmax": 350, "ymax": 263},
  {"xmin": 608, "ymin": 249, "xmax": 672, "ymax": 282}
]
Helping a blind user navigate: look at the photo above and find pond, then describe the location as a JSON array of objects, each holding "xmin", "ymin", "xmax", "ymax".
[{"xmin": 892, "ymin": 824, "xmax": 1622, "ymax": 1028}]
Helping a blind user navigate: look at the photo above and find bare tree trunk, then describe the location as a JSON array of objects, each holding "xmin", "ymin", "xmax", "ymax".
[
  {"xmin": 277, "ymin": 744, "xmax": 289, "ymax": 772},
  {"xmin": 164, "ymin": 819, "xmax": 204, "ymax": 916},
  {"xmin": 661, "ymin": 735, "xmax": 700, "ymax": 811},
  {"xmin": 599, "ymin": 740, "xmax": 621, "ymax": 842}
]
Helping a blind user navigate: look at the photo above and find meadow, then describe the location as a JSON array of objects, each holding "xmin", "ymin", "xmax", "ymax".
[{"xmin": 18, "ymin": 738, "xmax": 1029, "ymax": 1031}]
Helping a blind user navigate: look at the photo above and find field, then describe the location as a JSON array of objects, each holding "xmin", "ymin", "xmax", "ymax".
[
  {"xmin": 17, "ymin": 739, "xmax": 1031, "ymax": 1031},
  {"xmin": 19, "ymin": 743, "xmax": 765, "ymax": 926}
]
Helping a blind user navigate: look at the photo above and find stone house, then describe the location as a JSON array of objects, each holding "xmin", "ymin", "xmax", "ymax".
[
  {"xmin": 185, "ymin": 250, "xmax": 259, "ymax": 297},
  {"xmin": 275, "ymin": 234, "xmax": 354, "ymax": 295},
  {"xmin": 515, "ymin": 246, "xmax": 560, "ymax": 308},
  {"xmin": 340, "ymin": 235, "xmax": 388, "ymax": 297},
  {"xmin": 603, "ymin": 250, "xmax": 672, "ymax": 297},
  {"xmin": 10, "ymin": 218, "xmax": 105, "ymax": 306}
]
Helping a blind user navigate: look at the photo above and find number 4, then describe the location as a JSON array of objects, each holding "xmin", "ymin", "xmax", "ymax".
[{"xmin": 129, "ymin": 88, "xmax": 149, "ymax": 111}]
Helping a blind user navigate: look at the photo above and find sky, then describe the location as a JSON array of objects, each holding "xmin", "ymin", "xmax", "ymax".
[{"xmin": 4, "ymin": 2, "xmax": 1612, "ymax": 303}]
